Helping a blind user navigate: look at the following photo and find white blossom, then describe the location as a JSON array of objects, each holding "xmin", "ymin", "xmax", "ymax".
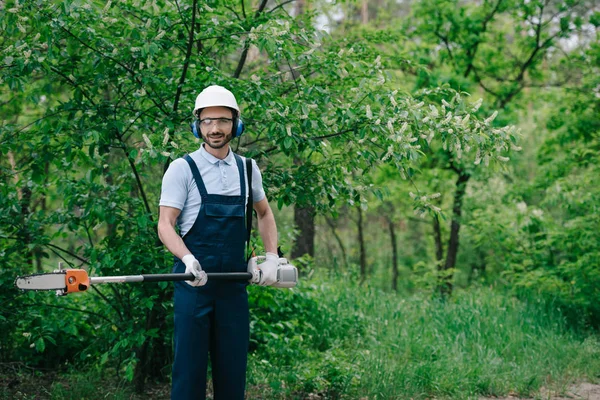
[
  {"xmin": 474, "ymin": 149, "xmax": 482, "ymax": 165},
  {"xmin": 429, "ymin": 105, "xmax": 438, "ymax": 117},
  {"xmin": 531, "ymin": 209, "xmax": 544, "ymax": 219},
  {"xmin": 399, "ymin": 122, "xmax": 408, "ymax": 134},
  {"xmin": 461, "ymin": 114, "xmax": 470, "ymax": 126},
  {"xmin": 142, "ymin": 134, "xmax": 152, "ymax": 148},
  {"xmin": 484, "ymin": 111, "xmax": 498, "ymax": 124}
]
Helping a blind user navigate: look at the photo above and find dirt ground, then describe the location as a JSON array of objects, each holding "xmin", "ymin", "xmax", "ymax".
[{"xmin": 479, "ymin": 383, "xmax": 600, "ymax": 400}]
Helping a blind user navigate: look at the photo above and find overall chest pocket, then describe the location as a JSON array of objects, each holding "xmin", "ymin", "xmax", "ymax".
[{"xmin": 204, "ymin": 203, "xmax": 244, "ymax": 218}]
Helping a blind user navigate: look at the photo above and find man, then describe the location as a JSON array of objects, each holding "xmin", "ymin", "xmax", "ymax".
[{"xmin": 157, "ymin": 85, "xmax": 279, "ymax": 400}]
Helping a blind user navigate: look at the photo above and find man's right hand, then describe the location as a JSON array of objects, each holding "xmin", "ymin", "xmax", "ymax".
[{"xmin": 182, "ymin": 254, "xmax": 207, "ymax": 287}]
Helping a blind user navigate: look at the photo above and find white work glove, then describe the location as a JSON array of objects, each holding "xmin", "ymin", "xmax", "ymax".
[
  {"xmin": 181, "ymin": 254, "xmax": 207, "ymax": 287},
  {"xmin": 258, "ymin": 252, "xmax": 279, "ymax": 286}
]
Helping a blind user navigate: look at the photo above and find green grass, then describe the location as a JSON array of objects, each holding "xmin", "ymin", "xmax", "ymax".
[
  {"xmin": 4, "ymin": 274, "xmax": 599, "ymax": 399},
  {"xmin": 247, "ymin": 275, "xmax": 600, "ymax": 399}
]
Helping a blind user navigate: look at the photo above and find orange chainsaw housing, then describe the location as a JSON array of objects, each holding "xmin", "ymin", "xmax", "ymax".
[{"xmin": 64, "ymin": 269, "xmax": 90, "ymax": 293}]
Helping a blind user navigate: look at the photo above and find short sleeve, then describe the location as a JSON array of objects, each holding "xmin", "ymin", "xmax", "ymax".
[
  {"xmin": 250, "ymin": 159, "xmax": 266, "ymax": 203},
  {"xmin": 159, "ymin": 158, "xmax": 191, "ymax": 210}
]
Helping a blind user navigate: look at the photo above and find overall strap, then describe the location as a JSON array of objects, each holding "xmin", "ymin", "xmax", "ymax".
[
  {"xmin": 233, "ymin": 154, "xmax": 246, "ymax": 199},
  {"xmin": 183, "ymin": 155, "xmax": 208, "ymax": 198},
  {"xmin": 245, "ymin": 158, "xmax": 253, "ymax": 254}
]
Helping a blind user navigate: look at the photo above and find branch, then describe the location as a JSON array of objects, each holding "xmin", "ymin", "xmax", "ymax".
[
  {"xmin": 0, "ymin": 110, "xmax": 72, "ymax": 146},
  {"xmin": 434, "ymin": 31, "xmax": 456, "ymax": 64},
  {"xmin": 20, "ymin": 302, "xmax": 116, "ymax": 326},
  {"xmin": 45, "ymin": 243, "xmax": 89, "ymax": 264},
  {"xmin": 224, "ymin": 4, "xmax": 242, "ymax": 20},
  {"xmin": 173, "ymin": 0, "xmax": 198, "ymax": 113},
  {"xmin": 174, "ymin": 0, "xmax": 191, "ymax": 36},
  {"xmin": 57, "ymin": 26, "xmax": 170, "ymax": 117},
  {"xmin": 89, "ymin": 285, "xmax": 125, "ymax": 322},
  {"xmin": 233, "ymin": 41, "xmax": 251, "ymax": 79},
  {"xmin": 269, "ymin": 0, "xmax": 297, "ymax": 13},
  {"xmin": 464, "ymin": 0, "xmax": 504, "ymax": 78},
  {"xmin": 49, "ymin": 67, "xmax": 97, "ymax": 106},
  {"xmin": 118, "ymin": 142, "xmax": 154, "ymax": 219},
  {"xmin": 233, "ymin": 0, "xmax": 270, "ymax": 78}
]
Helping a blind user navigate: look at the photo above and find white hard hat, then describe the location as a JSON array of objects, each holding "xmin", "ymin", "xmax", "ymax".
[{"xmin": 193, "ymin": 85, "xmax": 240, "ymax": 116}]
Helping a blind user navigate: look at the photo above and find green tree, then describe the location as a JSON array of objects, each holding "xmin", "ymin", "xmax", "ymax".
[{"xmin": 0, "ymin": 0, "xmax": 517, "ymax": 389}]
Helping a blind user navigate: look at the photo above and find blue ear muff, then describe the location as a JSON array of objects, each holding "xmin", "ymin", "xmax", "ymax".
[
  {"xmin": 234, "ymin": 118, "xmax": 245, "ymax": 138},
  {"xmin": 190, "ymin": 120, "xmax": 201, "ymax": 139},
  {"xmin": 190, "ymin": 117, "xmax": 245, "ymax": 139}
]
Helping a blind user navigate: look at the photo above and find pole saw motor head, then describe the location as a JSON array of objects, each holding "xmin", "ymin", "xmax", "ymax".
[{"xmin": 247, "ymin": 257, "xmax": 298, "ymax": 288}]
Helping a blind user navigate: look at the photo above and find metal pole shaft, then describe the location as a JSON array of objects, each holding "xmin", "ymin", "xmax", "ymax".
[{"xmin": 89, "ymin": 272, "xmax": 252, "ymax": 285}]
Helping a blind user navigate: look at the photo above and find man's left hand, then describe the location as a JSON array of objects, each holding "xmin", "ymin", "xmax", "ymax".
[{"xmin": 258, "ymin": 252, "xmax": 279, "ymax": 286}]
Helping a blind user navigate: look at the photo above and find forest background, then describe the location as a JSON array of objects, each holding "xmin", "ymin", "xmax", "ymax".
[{"xmin": 1, "ymin": 0, "xmax": 599, "ymax": 398}]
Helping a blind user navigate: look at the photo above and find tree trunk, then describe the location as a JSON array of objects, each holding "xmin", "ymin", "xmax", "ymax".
[
  {"xmin": 291, "ymin": 206, "xmax": 315, "ymax": 259},
  {"xmin": 438, "ymin": 170, "xmax": 471, "ymax": 296},
  {"xmin": 433, "ymin": 214, "xmax": 444, "ymax": 264},
  {"xmin": 325, "ymin": 216, "xmax": 348, "ymax": 269},
  {"xmin": 20, "ymin": 186, "xmax": 34, "ymax": 269},
  {"xmin": 357, "ymin": 206, "xmax": 367, "ymax": 281},
  {"xmin": 388, "ymin": 218, "xmax": 398, "ymax": 291},
  {"xmin": 133, "ymin": 288, "xmax": 172, "ymax": 392},
  {"xmin": 361, "ymin": 0, "xmax": 369, "ymax": 24},
  {"xmin": 294, "ymin": 0, "xmax": 305, "ymax": 16}
]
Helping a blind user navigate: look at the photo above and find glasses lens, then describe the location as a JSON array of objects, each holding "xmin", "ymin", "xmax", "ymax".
[{"xmin": 201, "ymin": 118, "xmax": 233, "ymax": 128}]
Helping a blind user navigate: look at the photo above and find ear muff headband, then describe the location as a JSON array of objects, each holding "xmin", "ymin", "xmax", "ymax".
[{"xmin": 190, "ymin": 110, "xmax": 245, "ymax": 139}]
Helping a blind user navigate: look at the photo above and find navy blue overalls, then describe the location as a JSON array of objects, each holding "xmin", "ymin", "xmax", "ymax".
[{"xmin": 171, "ymin": 154, "xmax": 249, "ymax": 400}]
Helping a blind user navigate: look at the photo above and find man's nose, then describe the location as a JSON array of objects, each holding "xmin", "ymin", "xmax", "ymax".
[{"xmin": 209, "ymin": 123, "xmax": 220, "ymax": 133}]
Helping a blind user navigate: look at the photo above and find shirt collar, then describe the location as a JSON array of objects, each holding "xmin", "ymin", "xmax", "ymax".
[{"xmin": 200, "ymin": 144, "xmax": 234, "ymax": 165}]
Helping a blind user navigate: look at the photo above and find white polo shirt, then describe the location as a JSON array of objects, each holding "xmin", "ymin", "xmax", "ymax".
[{"xmin": 159, "ymin": 145, "xmax": 266, "ymax": 236}]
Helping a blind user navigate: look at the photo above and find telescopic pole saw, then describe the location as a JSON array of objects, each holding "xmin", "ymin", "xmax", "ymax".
[{"xmin": 15, "ymin": 259, "xmax": 298, "ymax": 296}]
